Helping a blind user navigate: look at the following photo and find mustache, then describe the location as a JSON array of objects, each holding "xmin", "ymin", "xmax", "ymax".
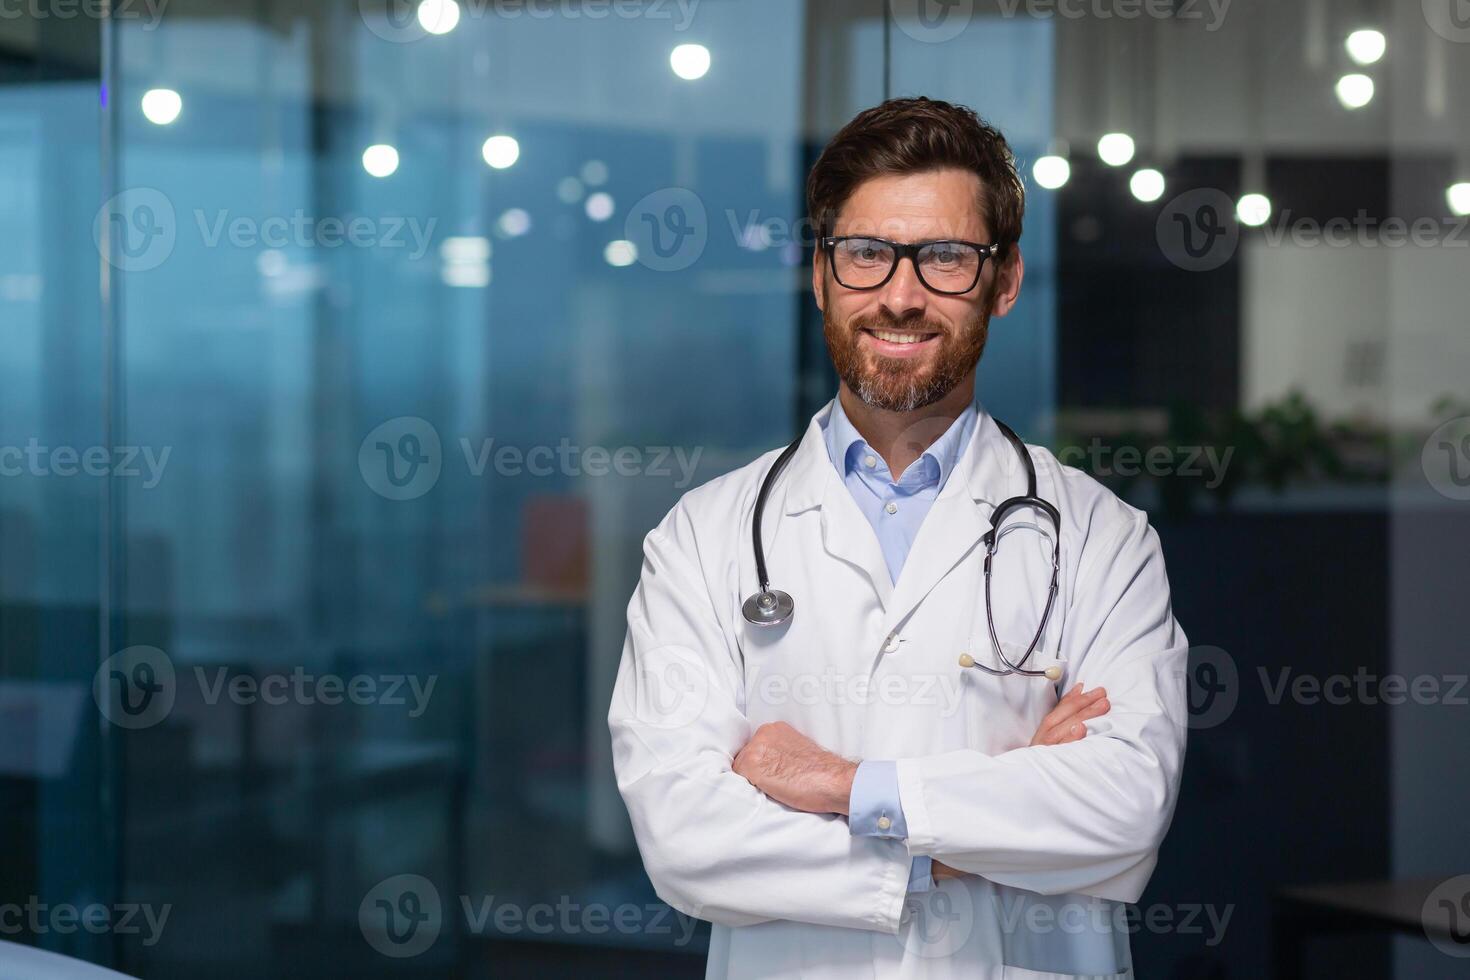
[{"xmin": 847, "ymin": 311, "xmax": 946, "ymax": 335}]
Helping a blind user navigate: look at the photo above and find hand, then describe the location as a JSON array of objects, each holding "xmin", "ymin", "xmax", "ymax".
[
  {"xmin": 732, "ymin": 721, "xmax": 857, "ymax": 815},
  {"xmin": 1029, "ymin": 683, "xmax": 1110, "ymax": 747},
  {"xmin": 931, "ymin": 860, "xmax": 968, "ymax": 881},
  {"xmin": 931, "ymin": 687, "xmax": 1111, "ymax": 885}
]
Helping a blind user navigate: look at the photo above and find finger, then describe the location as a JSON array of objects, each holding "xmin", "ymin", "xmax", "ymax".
[
  {"xmin": 1037, "ymin": 720, "xmax": 1085, "ymax": 746},
  {"xmin": 1042, "ymin": 696, "xmax": 1112, "ymax": 745},
  {"xmin": 1073, "ymin": 695, "xmax": 1111, "ymax": 724},
  {"xmin": 1039, "ymin": 686, "xmax": 1106, "ymax": 732}
]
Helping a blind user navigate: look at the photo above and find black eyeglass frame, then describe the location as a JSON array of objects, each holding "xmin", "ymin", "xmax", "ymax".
[{"xmin": 819, "ymin": 235, "xmax": 1001, "ymax": 296}]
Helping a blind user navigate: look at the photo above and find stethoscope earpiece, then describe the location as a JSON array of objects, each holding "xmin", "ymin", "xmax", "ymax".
[{"xmin": 957, "ymin": 654, "xmax": 1062, "ymax": 681}]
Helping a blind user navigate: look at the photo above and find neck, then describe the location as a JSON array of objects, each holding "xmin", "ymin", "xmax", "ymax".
[{"xmin": 837, "ymin": 370, "xmax": 976, "ymax": 477}]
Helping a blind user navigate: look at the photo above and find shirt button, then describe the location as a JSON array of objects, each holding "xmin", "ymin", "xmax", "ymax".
[
  {"xmin": 864, "ymin": 454, "xmax": 877, "ymax": 468},
  {"xmin": 883, "ymin": 633, "xmax": 900, "ymax": 654},
  {"xmin": 884, "ymin": 501, "xmax": 898, "ymax": 515},
  {"xmin": 877, "ymin": 816, "xmax": 893, "ymax": 832}
]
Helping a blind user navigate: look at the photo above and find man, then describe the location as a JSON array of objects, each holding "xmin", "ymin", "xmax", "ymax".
[{"xmin": 608, "ymin": 97, "xmax": 1188, "ymax": 978}]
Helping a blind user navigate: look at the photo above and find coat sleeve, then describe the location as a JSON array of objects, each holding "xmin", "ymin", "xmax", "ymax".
[
  {"xmin": 894, "ymin": 508, "xmax": 1189, "ymax": 902},
  {"xmin": 607, "ymin": 503, "xmax": 913, "ymax": 932}
]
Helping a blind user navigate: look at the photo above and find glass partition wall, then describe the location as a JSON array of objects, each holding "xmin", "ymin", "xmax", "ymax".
[{"xmin": 2, "ymin": 1, "xmax": 1467, "ymax": 977}]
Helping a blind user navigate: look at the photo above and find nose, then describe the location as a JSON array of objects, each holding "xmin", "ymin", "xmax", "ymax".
[{"xmin": 876, "ymin": 251, "xmax": 929, "ymax": 321}]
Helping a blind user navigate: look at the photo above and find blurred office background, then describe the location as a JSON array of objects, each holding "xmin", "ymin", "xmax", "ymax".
[{"xmin": 2, "ymin": 0, "xmax": 1468, "ymax": 976}]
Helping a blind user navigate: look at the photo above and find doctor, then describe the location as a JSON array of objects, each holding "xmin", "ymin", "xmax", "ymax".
[{"xmin": 608, "ymin": 96, "xmax": 1188, "ymax": 979}]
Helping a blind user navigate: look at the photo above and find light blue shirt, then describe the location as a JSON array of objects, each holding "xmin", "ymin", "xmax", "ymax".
[{"xmin": 822, "ymin": 393, "xmax": 978, "ymax": 894}]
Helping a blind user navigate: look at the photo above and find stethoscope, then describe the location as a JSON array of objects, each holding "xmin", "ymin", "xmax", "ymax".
[{"xmin": 741, "ymin": 416, "xmax": 1062, "ymax": 681}]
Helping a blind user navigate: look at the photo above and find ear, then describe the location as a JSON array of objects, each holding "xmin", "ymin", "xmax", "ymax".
[
  {"xmin": 812, "ymin": 246, "xmax": 826, "ymax": 312},
  {"xmin": 987, "ymin": 247, "xmax": 1025, "ymax": 318}
]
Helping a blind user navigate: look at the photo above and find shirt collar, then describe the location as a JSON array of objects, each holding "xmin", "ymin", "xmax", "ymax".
[{"xmin": 821, "ymin": 391, "xmax": 979, "ymax": 490}]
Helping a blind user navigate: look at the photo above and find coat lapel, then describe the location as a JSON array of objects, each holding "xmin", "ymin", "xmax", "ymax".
[
  {"xmin": 881, "ymin": 406, "xmax": 1026, "ymax": 637},
  {"xmin": 780, "ymin": 402, "xmax": 895, "ymax": 611},
  {"xmin": 778, "ymin": 400, "xmax": 1029, "ymax": 633}
]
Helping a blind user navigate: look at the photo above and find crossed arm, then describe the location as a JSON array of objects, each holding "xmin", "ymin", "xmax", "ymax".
[
  {"xmin": 609, "ymin": 506, "xmax": 1187, "ymax": 931},
  {"xmin": 731, "ymin": 684, "xmax": 1112, "ymax": 881}
]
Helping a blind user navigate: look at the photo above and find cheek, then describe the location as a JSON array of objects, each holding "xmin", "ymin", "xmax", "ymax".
[
  {"xmin": 826, "ymin": 294, "xmax": 866, "ymax": 326},
  {"xmin": 931, "ymin": 299, "xmax": 980, "ymax": 331}
]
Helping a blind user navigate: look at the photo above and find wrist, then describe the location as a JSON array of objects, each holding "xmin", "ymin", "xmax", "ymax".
[{"xmin": 829, "ymin": 758, "xmax": 858, "ymax": 815}]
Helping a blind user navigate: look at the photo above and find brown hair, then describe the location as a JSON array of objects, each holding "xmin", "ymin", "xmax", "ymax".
[{"xmin": 805, "ymin": 96, "xmax": 1025, "ymax": 256}]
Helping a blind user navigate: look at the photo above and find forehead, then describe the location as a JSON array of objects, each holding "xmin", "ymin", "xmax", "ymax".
[{"xmin": 834, "ymin": 168, "xmax": 987, "ymax": 241}]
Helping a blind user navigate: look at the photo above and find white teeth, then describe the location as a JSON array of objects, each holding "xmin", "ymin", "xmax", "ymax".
[{"xmin": 871, "ymin": 330, "xmax": 930, "ymax": 345}]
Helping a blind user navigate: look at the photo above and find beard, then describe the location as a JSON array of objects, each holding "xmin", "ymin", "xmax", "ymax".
[{"xmin": 822, "ymin": 283, "xmax": 990, "ymax": 413}]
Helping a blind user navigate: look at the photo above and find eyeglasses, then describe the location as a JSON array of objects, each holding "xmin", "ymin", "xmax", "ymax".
[{"xmin": 820, "ymin": 236, "xmax": 999, "ymax": 296}]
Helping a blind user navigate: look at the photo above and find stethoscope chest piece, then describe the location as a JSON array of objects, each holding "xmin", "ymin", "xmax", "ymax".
[{"xmin": 742, "ymin": 588, "xmax": 794, "ymax": 627}]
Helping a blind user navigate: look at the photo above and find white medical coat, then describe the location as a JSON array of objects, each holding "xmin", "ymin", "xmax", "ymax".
[{"xmin": 608, "ymin": 400, "xmax": 1189, "ymax": 979}]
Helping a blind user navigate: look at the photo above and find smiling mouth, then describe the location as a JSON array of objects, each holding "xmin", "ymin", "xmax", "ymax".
[{"xmin": 862, "ymin": 328, "xmax": 940, "ymax": 346}]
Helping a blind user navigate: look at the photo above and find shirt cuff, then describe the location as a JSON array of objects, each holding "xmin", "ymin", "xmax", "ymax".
[
  {"xmin": 908, "ymin": 856, "xmax": 934, "ymax": 893},
  {"xmin": 848, "ymin": 760, "xmax": 909, "ymax": 839}
]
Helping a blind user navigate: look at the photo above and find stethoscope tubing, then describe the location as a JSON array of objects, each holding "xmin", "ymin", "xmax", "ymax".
[{"xmin": 742, "ymin": 413, "xmax": 1061, "ymax": 680}]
